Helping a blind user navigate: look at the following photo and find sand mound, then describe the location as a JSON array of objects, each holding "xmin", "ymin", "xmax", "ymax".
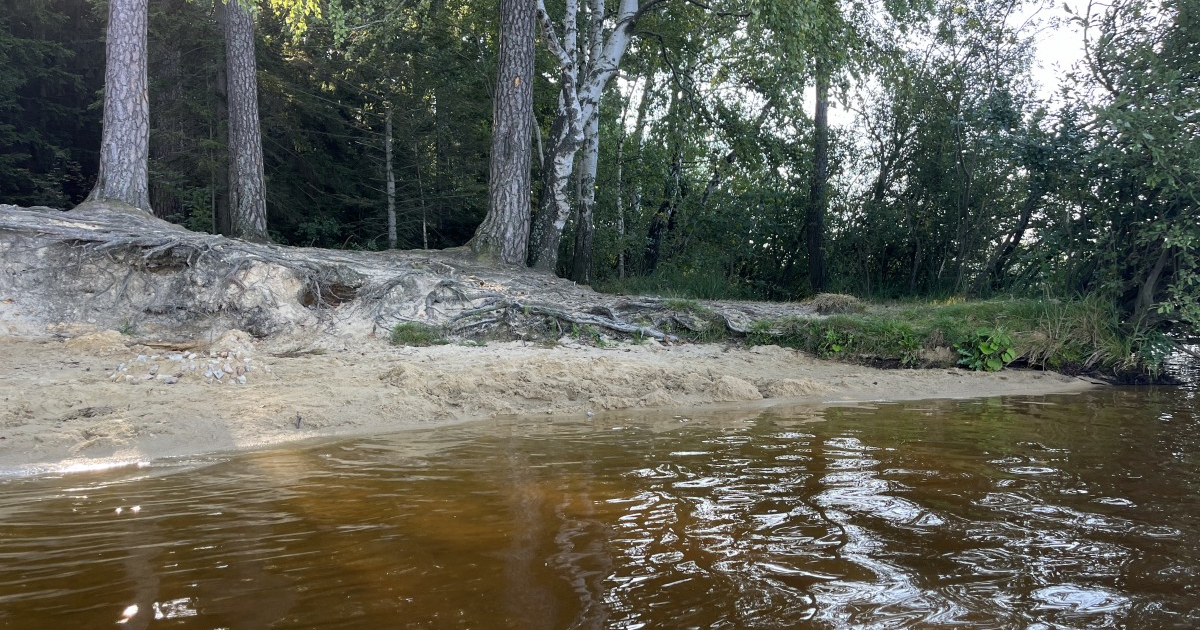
[{"xmin": 63, "ymin": 330, "xmax": 128, "ymax": 354}]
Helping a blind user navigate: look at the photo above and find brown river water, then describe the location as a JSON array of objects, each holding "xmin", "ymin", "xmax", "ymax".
[{"xmin": 1, "ymin": 387, "xmax": 1197, "ymax": 629}]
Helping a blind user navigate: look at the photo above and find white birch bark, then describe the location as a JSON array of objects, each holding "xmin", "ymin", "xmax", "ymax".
[
  {"xmin": 570, "ymin": 112, "xmax": 601, "ymax": 282},
  {"xmin": 531, "ymin": 0, "xmax": 642, "ymax": 273}
]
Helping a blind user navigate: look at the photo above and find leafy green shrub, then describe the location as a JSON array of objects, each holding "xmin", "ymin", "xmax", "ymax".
[
  {"xmin": 1135, "ymin": 330, "xmax": 1176, "ymax": 375},
  {"xmin": 956, "ymin": 328, "xmax": 1017, "ymax": 372},
  {"xmin": 882, "ymin": 321, "xmax": 922, "ymax": 367},
  {"xmin": 818, "ymin": 327, "xmax": 855, "ymax": 357},
  {"xmin": 390, "ymin": 322, "xmax": 447, "ymax": 346}
]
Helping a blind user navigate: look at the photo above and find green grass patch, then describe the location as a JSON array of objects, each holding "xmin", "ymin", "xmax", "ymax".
[
  {"xmin": 748, "ymin": 297, "xmax": 1157, "ymax": 377},
  {"xmin": 390, "ymin": 322, "xmax": 448, "ymax": 347},
  {"xmin": 663, "ymin": 297, "xmax": 710, "ymax": 313}
]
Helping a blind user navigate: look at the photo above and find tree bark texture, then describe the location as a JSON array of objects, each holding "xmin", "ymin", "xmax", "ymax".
[
  {"xmin": 385, "ymin": 105, "xmax": 397, "ymax": 249},
  {"xmin": 529, "ymin": 0, "xmax": 582, "ymax": 273},
  {"xmin": 1135, "ymin": 243, "xmax": 1172, "ymax": 322},
  {"xmin": 212, "ymin": 27, "xmax": 233, "ymax": 236},
  {"xmin": 469, "ymin": 0, "xmax": 535, "ymax": 265},
  {"xmin": 806, "ymin": 63, "xmax": 830, "ymax": 293},
  {"xmin": 87, "ymin": 0, "xmax": 151, "ymax": 212},
  {"xmin": 530, "ymin": 97, "xmax": 578, "ymax": 271},
  {"xmin": 533, "ymin": 0, "xmax": 640, "ymax": 275},
  {"xmin": 570, "ymin": 112, "xmax": 600, "ymax": 283},
  {"xmin": 223, "ymin": 0, "xmax": 269, "ymax": 243}
]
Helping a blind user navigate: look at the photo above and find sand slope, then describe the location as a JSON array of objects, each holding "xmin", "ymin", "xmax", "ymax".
[{"xmin": 0, "ymin": 331, "xmax": 1095, "ymax": 474}]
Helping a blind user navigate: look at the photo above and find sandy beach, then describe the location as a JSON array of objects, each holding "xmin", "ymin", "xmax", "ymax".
[{"xmin": 0, "ymin": 329, "xmax": 1097, "ymax": 474}]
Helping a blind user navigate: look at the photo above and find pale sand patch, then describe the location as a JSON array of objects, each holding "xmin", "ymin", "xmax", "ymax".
[{"xmin": 0, "ymin": 333, "xmax": 1096, "ymax": 473}]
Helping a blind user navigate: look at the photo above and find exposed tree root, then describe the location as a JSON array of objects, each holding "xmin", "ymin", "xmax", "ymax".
[{"xmin": 0, "ymin": 203, "xmax": 819, "ymax": 346}]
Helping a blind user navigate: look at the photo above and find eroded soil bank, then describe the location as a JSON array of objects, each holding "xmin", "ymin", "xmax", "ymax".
[{"xmin": 0, "ymin": 203, "xmax": 1096, "ymax": 472}]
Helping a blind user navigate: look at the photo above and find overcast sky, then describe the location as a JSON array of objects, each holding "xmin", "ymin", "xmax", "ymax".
[{"xmin": 1026, "ymin": 0, "xmax": 1089, "ymax": 100}]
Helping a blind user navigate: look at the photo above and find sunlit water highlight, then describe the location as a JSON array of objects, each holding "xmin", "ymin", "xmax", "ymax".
[{"xmin": 1, "ymin": 387, "xmax": 1197, "ymax": 629}]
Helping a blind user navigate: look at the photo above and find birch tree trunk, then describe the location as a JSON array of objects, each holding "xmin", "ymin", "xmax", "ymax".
[
  {"xmin": 623, "ymin": 72, "xmax": 654, "ymax": 277},
  {"xmin": 570, "ymin": 112, "xmax": 600, "ymax": 282},
  {"xmin": 223, "ymin": 0, "xmax": 269, "ymax": 243},
  {"xmin": 468, "ymin": 0, "xmax": 536, "ymax": 265},
  {"xmin": 530, "ymin": 94, "xmax": 579, "ymax": 271},
  {"xmin": 385, "ymin": 105, "xmax": 397, "ymax": 249},
  {"xmin": 533, "ymin": 0, "xmax": 641, "ymax": 274},
  {"xmin": 86, "ymin": 0, "xmax": 151, "ymax": 212}
]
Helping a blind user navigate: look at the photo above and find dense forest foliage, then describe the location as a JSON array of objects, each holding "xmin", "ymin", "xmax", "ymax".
[{"xmin": 1, "ymin": 0, "xmax": 1197, "ymax": 344}]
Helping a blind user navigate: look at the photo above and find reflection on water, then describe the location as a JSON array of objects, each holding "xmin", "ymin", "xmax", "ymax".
[{"xmin": 1, "ymin": 388, "xmax": 1198, "ymax": 629}]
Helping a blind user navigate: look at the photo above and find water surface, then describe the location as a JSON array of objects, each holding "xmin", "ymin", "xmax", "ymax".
[{"xmin": 1, "ymin": 387, "xmax": 1197, "ymax": 629}]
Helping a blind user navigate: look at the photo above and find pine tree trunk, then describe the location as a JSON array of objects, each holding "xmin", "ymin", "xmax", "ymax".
[
  {"xmin": 385, "ymin": 105, "xmax": 397, "ymax": 249},
  {"xmin": 212, "ymin": 26, "xmax": 233, "ymax": 236},
  {"xmin": 86, "ymin": 0, "xmax": 151, "ymax": 212},
  {"xmin": 223, "ymin": 0, "xmax": 269, "ymax": 243},
  {"xmin": 806, "ymin": 62, "xmax": 830, "ymax": 293},
  {"xmin": 468, "ymin": 0, "xmax": 535, "ymax": 265}
]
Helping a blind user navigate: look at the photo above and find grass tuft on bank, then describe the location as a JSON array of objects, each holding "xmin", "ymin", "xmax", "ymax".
[
  {"xmin": 390, "ymin": 322, "xmax": 448, "ymax": 347},
  {"xmin": 745, "ymin": 296, "xmax": 1173, "ymax": 380}
]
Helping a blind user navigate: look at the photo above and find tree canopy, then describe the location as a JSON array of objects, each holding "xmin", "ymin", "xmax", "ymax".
[{"xmin": 1, "ymin": 0, "xmax": 1196, "ymax": 344}]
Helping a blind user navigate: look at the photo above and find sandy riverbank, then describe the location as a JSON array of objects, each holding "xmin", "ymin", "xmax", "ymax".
[{"xmin": 0, "ymin": 329, "xmax": 1097, "ymax": 474}]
